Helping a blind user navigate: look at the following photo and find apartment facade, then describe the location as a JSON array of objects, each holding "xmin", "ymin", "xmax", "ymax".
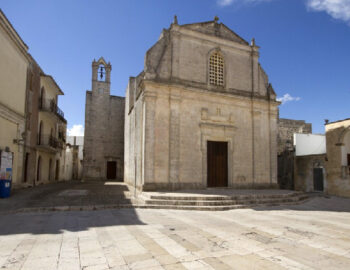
[
  {"xmin": 35, "ymin": 75, "xmax": 67, "ymax": 184},
  {"xmin": 0, "ymin": 9, "xmax": 68, "ymax": 187},
  {"xmin": 0, "ymin": 9, "xmax": 29, "ymax": 186}
]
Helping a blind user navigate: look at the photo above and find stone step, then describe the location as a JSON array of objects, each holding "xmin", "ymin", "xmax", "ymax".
[
  {"xmin": 144, "ymin": 195, "xmax": 307, "ymax": 206},
  {"xmin": 138, "ymin": 198, "xmax": 309, "ymax": 211},
  {"xmin": 147, "ymin": 192, "xmax": 303, "ymax": 201}
]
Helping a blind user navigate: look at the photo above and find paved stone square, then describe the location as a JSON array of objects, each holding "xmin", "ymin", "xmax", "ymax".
[
  {"xmin": 1, "ymin": 196, "xmax": 350, "ymax": 269},
  {"xmin": 0, "ymin": 181, "xmax": 134, "ymax": 214}
]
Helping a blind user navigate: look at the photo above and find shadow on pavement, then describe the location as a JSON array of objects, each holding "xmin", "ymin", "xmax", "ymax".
[
  {"xmin": 0, "ymin": 208, "xmax": 145, "ymax": 235},
  {"xmin": 0, "ymin": 180, "xmax": 145, "ymax": 235}
]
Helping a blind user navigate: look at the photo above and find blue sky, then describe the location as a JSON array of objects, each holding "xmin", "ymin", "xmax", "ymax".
[{"xmin": 1, "ymin": 0, "xmax": 349, "ymax": 135}]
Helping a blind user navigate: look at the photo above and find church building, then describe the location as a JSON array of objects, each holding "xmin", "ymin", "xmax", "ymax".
[
  {"xmin": 124, "ymin": 17, "xmax": 280, "ymax": 191},
  {"xmin": 83, "ymin": 58, "xmax": 125, "ymax": 180}
]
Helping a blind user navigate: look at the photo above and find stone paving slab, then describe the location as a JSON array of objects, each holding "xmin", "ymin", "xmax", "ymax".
[
  {"xmin": 1, "ymin": 196, "xmax": 350, "ymax": 269},
  {"xmin": 144, "ymin": 189, "xmax": 299, "ymax": 197},
  {"xmin": 0, "ymin": 180, "xmax": 135, "ymax": 214}
]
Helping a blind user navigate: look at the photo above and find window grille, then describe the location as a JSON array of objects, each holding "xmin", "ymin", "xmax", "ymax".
[{"xmin": 209, "ymin": 52, "xmax": 224, "ymax": 86}]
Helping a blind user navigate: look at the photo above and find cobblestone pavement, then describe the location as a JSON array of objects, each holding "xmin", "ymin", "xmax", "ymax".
[{"xmin": 1, "ymin": 196, "xmax": 350, "ymax": 269}]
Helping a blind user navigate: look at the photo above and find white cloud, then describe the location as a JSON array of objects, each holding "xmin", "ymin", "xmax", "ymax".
[
  {"xmin": 67, "ymin": 124, "xmax": 84, "ymax": 136},
  {"xmin": 307, "ymin": 0, "xmax": 350, "ymax": 23},
  {"xmin": 218, "ymin": 0, "xmax": 234, "ymax": 6},
  {"xmin": 277, "ymin": 93, "xmax": 301, "ymax": 104},
  {"xmin": 218, "ymin": 0, "xmax": 350, "ymax": 26},
  {"xmin": 217, "ymin": 0, "xmax": 273, "ymax": 7}
]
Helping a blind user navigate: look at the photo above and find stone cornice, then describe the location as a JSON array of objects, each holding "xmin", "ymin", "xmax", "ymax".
[
  {"xmin": 0, "ymin": 101, "xmax": 25, "ymax": 125},
  {"xmin": 142, "ymin": 78, "xmax": 279, "ymax": 106},
  {"xmin": 170, "ymin": 25, "xmax": 255, "ymax": 56},
  {"xmin": 0, "ymin": 9, "xmax": 29, "ymax": 60}
]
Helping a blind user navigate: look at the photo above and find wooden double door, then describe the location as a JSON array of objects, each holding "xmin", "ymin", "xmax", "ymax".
[{"xmin": 207, "ymin": 141, "xmax": 228, "ymax": 187}]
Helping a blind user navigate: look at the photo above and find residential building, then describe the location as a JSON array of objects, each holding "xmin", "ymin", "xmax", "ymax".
[
  {"xmin": 293, "ymin": 133, "xmax": 326, "ymax": 192},
  {"xmin": 0, "ymin": 9, "xmax": 29, "ymax": 186},
  {"xmin": 22, "ymin": 55, "xmax": 41, "ymax": 186},
  {"xmin": 36, "ymin": 74, "xmax": 67, "ymax": 184},
  {"xmin": 325, "ymin": 118, "xmax": 350, "ymax": 197},
  {"xmin": 0, "ymin": 9, "xmax": 68, "ymax": 187}
]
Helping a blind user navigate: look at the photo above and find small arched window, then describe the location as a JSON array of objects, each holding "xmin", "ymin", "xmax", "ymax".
[{"xmin": 209, "ymin": 51, "xmax": 224, "ymax": 86}]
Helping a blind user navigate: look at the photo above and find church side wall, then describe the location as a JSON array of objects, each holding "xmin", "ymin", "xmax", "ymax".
[
  {"xmin": 83, "ymin": 91, "xmax": 93, "ymax": 178},
  {"xmin": 124, "ymin": 85, "xmax": 131, "ymax": 185},
  {"xmin": 124, "ymin": 82, "xmax": 144, "ymax": 190},
  {"xmin": 106, "ymin": 96, "xmax": 125, "ymax": 180}
]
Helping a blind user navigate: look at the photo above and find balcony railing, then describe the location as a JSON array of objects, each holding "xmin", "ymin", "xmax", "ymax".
[
  {"xmin": 58, "ymin": 131, "xmax": 66, "ymax": 143},
  {"xmin": 37, "ymin": 134, "xmax": 63, "ymax": 150},
  {"xmin": 39, "ymin": 98, "xmax": 66, "ymax": 122}
]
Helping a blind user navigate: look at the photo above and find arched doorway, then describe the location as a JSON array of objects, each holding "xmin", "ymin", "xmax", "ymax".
[
  {"xmin": 55, "ymin": 160, "xmax": 60, "ymax": 181},
  {"xmin": 36, "ymin": 156, "xmax": 41, "ymax": 182},
  {"xmin": 48, "ymin": 158, "xmax": 52, "ymax": 181},
  {"xmin": 313, "ymin": 167, "xmax": 324, "ymax": 191},
  {"xmin": 24, "ymin": 153, "xmax": 29, "ymax": 183}
]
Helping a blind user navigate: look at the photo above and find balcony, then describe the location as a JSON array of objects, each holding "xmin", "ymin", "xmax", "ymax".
[
  {"xmin": 37, "ymin": 134, "xmax": 63, "ymax": 152},
  {"xmin": 58, "ymin": 130, "xmax": 66, "ymax": 143},
  {"xmin": 39, "ymin": 98, "xmax": 66, "ymax": 123}
]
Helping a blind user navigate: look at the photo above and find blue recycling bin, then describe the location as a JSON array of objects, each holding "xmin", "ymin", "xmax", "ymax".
[{"xmin": 0, "ymin": 180, "xmax": 11, "ymax": 198}]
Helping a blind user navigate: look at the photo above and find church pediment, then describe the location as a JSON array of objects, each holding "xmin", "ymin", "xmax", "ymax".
[{"xmin": 180, "ymin": 19, "xmax": 249, "ymax": 45}]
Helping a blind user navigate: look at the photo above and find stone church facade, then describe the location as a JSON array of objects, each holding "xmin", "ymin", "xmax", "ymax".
[
  {"xmin": 124, "ymin": 17, "xmax": 279, "ymax": 191},
  {"xmin": 83, "ymin": 58, "xmax": 125, "ymax": 180}
]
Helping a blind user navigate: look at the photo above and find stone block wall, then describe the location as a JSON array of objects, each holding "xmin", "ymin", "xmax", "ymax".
[
  {"xmin": 294, "ymin": 154, "xmax": 326, "ymax": 192},
  {"xmin": 277, "ymin": 118, "xmax": 312, "ymax": 189},
  {"xmin": 325, "ymin": 119, "xmax": 350, "ymax": 197},
  {"xmin": 278, "ymin": 118, "xmax": 312, "ymax": 154},
  {"xmin": 84, "ymin": 91, "xmax": 125, "ymax": 180}
]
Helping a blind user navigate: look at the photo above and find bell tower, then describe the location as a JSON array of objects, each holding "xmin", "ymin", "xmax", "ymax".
[{"xmin": 92, "ymin": 57, "xmax": 111, "ymax": 95}]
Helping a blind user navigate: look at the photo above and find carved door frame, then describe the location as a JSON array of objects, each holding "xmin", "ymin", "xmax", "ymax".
[{"xmin": 200, "ymin": 122, "xmax": 235, "ymax": 188}]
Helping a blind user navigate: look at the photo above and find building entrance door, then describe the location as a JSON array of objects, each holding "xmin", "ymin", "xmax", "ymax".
[
  {"xmin": 106, "ymin": 161, "xmax": 117, "ymax": 180},
  {"xmin": 207, "ymin": 141, "xmax": 228, "ymax": 187},
  {"xmin": 313, "ymin": 168, "xmax": 324, "ymax": 191},
  {"xmin": 55, "ymin": 160, "xmax": 59, "ymax": 181},
  {"xmin": 24, "ymin": 153, "xmax": 29, "ymax": 183}
]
